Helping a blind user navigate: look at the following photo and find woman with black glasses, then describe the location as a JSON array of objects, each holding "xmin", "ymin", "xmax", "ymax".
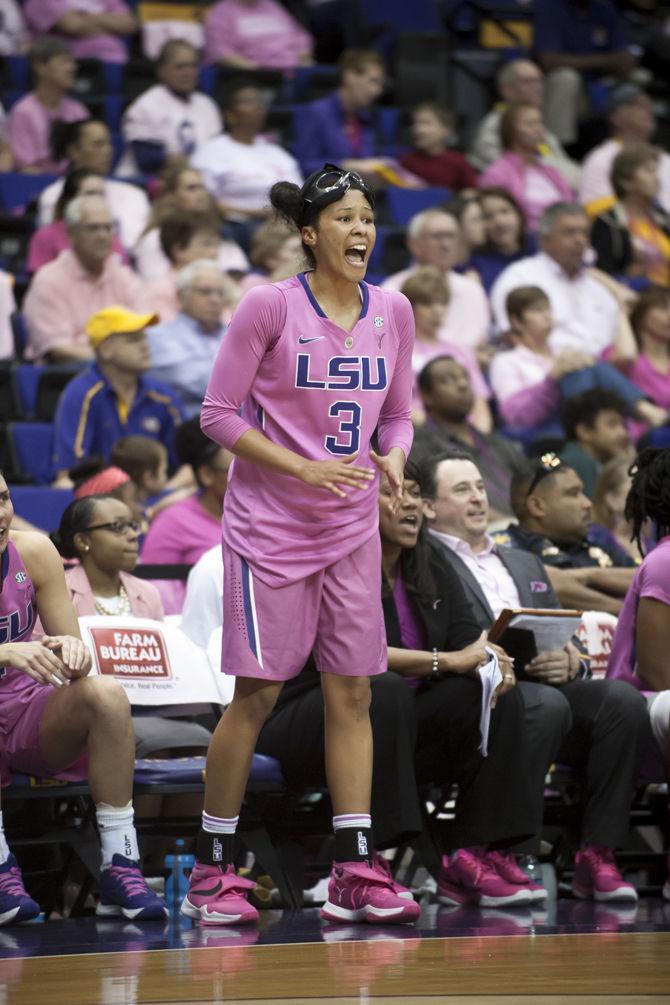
[{"xmin": 46, "ymin": 493, "xmax": 212, "ymax": 759}]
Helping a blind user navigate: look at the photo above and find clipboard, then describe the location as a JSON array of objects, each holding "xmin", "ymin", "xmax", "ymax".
[
  {"xmin": 488, "ymin": 608, "xmax": 583, "ymax": 679},
  {"xmin": 489, "ymin": 608, "xmax": 583, "ymax": 643}
]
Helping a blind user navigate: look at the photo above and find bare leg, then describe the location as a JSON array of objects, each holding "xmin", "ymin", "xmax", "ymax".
[
  {"xmin": 321, "ymin": 673, "xmax": 372, "ymax": 815},
  {"xmin": 38, "ymin": 677, "xmax": 134, "ymax": 805},
  {"xmin": 204, "ymin": 677, "xmax": 283, "ymax": 817}
]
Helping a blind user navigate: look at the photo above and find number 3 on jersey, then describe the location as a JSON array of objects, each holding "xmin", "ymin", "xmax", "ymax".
[{"xmin": 325, "ymin": 401, "xmax": 361, "ymax": 456}]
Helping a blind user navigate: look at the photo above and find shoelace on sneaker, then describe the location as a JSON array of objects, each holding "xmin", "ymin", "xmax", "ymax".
[
  {"xmin": 584, "ymin": 847, "xmax": 621, "ymax": 880},
  {"xmin": 107, "ymin": 864, "xmax": 152, "ymax": 898},
  {"xmin": 485, "ymin": 851, "xmax": 528, "ymax": 883},
  {"xmin": 457, "ymin": 851, "xmax": 500, "ymax": 885},
  {"xmin": 0, "ymin": 864, "xmax": 28, "ymax": 897}
]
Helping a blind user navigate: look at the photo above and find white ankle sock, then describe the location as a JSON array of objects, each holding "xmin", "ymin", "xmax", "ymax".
[
  {"xmin": 96, "ymin": 802, "xmax": 139, "ymax": 869},
  {"xmin": 202, "ymin": 812, "xmax": 238, "ymax": 834},
  {"xmin": 0, "ymin": 812, "xmax": 9, "ymax": 865}
]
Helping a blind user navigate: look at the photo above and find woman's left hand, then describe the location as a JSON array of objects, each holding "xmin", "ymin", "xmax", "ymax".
[
  {"xmin": 370, "ymin": 449, "xmax": 404, "ymax": 509},
  {"xmin": 41, "ymin": 636, "xmax": 92, "ymax": 679}
]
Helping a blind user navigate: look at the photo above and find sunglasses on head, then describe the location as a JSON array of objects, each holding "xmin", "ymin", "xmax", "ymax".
[
  {"xmin": 525, "ymin": 452, "xmax": 563, "ymax": 498},
  {"xmin": 300, "ymin": 163, "xmax": 374, "ymax": 217}
]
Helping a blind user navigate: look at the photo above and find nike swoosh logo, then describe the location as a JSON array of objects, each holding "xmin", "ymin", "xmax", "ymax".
[
  {"xmin": 189, "ymin": 880, "xmax": 223, "ymax": 897},
  {"xmin": 298, "ymin": 336, "xmax": 325, "ymax": 344}
]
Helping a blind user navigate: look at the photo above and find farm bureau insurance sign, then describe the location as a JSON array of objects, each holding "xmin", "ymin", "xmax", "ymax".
[
  {"xmin": 79, "ymin": 615, "xmax": 233, "ymax": 706},
  {"xmin": 89, "ymin": 627, "xmax": 171, "ymax": 680}
]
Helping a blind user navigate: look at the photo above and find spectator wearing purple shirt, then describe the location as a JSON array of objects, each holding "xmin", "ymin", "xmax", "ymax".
[
  {"xmin": 534, "ymin": 0, "xmax": 635, "ymax": 146},
  {"xmin": 24, "ymin": 0, "xmax": 138, "ymax": 65},
  {"xmin": 293, "ymin": 49, "xmax": 386, "ymax": 177},
  {"xmin": 7, "ymin": 38, "xmax": 88, "ymax": 174}
]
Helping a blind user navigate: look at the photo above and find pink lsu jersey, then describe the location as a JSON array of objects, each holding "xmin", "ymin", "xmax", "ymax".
[
  {"xmin": 0, "ymin": 539, "xmax": 38, "ymax": 698},
  {"xmin": 201, "ymin": 273, "xmax": 415, "ymax": 586}
]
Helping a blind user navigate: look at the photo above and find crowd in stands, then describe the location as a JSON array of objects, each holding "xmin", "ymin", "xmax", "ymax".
[{"xmin": 2, "ymin": 0, "xmax": 670, "ymax": 920}]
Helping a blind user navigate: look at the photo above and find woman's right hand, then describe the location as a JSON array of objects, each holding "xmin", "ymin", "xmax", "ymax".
[
  {"xmin": 443, "ymin": 630, "xmax": 511, "ymax": 674},
  {"xmin": 298, "ymin": 453, "xmax": 375, "ymax": 499},
  {"xmin": 0, "ymin": 641, "xmax": 69, "ymax": 688}
]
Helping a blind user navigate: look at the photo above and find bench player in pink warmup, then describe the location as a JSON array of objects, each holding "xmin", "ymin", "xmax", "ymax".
[
  {"xmin": 182, "ymin": 164, "xmax": 420, "ymax": 926},
  {"xmin": 0, "ymin": 474, "xmax": 166, "ymax": 925}
]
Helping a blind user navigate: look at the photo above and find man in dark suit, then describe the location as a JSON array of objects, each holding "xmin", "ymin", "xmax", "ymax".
[{"xmin": 417, "ymin": 447, "xmax": 650, "ymax": 902}]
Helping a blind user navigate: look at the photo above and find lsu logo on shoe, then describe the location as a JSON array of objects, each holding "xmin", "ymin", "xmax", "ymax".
[
  {"xmin": 14, "ymin": 571, "xmax": 26, "ymax": 584},
  {"xmin": 357, "ymin": 831, "xmax": 369, "ymax": 857},
  {"xmin": 213, "ymin": 838, "xmax": 223, "ymax": 863}
]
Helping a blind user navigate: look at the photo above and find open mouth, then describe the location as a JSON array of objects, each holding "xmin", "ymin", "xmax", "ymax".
[
  {"xmin": 344, "ymin": 245, "xmax": 367, "ymax": 266},
  {"xmin": 399, "ymin": 515, "xmax": 418, "ymax": 528}
]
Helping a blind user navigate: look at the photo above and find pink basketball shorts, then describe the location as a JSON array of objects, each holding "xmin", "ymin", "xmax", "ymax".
[
  {"xmin": 0, "ymin": 684, "xmax": 88, "ymax": 787},
  {"xmin": 221, "ymin": 532, "xmax": 386, "ymax": 681}
]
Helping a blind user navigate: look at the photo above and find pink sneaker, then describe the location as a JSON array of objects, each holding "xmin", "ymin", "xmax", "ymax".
[
  {"xmin": 372, "ymin": 853, "xmax": 415, "ymax": 900},
  {"xmin": 484, "ymin": 851, "xmax": 547, "ymax": 903},
  {"xmin": 572, "ymin": 846, "xmax": 638, "ymax": 902},
  {"xmin": 437, "ymin": 850, "xmax": 533, "ymax": 907},
  {"xmin": 181, "ymin": 862, "xmax": 259, "ymax": 926},
  {"xmin": 320, "ymin": 861, "xmax": 420, "ymax": 924}
]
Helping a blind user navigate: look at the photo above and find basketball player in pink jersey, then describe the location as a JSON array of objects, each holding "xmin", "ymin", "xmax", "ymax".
[
  {"xmin": 181, "ymin": 164, "xmax": 420, "ymax": 926},
  {"xmin": 0, "ymin": 475, "xmax": 167, "ymax": 925}
]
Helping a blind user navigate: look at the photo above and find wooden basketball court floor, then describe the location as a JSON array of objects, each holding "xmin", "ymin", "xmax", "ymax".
[{"xmin": 0, "ymin": 899, "xmax": 669, "ymax": 1005}]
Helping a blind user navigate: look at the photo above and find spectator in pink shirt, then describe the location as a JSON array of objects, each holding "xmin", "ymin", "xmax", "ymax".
[
  {"xmin": 23, "ymin": 194, "xmax": 146, "ymax": 362},
  {"xmin": 382, "ymin": 208, "xmax": 491, "ymax": 354},
  {"xmin": 141, "ymin": 417, "xmax": 233, "ymax": 613},
  {"xmin": 146, "ymin": 211, "xmax": 240, "ymax": 322},
  {"xmin": 400, "ymin": 266, "xmax": 492, "ymax": 433},
  {"xmin": 623, "ymin": 286, "xmax": 670, "ymax": 410},
  {"xmin": 489, "ymin": 284, "xmax": 665, "ymax": 434},
  {"xmin": 239, "ymin": 219, "xmax": 302, "ymax": 293},
  {"xmin": 27, "ymin": 168, "xmax": 128, "ymax": 272},
  {"xmin": 204, "ymin": 0, "xmax": 313, "ymax": 70},
  {"xmin": 7, "ymin": 38, "xmax": 88, "ymax": 174},
  {"xmin": 479, "ymin": 104, "xmax": 574, "ymax": 232},
  {"xmin": 24, "ymin": 0, "xmax": 138, "ymax": 65},
  {"xmin": 134, "ymin": 163, "xmax": 249, "ymax": 280}
]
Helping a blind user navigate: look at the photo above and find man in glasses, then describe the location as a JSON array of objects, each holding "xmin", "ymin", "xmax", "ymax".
[
  {"xmin": 24, "ymin": 195, "xmax": 147, "ymax": 364},
  {"xmin": 501, "ymin": 455, "xmax": 636, "ymax": 615},
  {"xmin": 53, "ymin": 306, "xmax": 187, "ymax": 486},
  {"xmin": 419, "ymin": 447, "xmax": 649, "ymax": 903}
]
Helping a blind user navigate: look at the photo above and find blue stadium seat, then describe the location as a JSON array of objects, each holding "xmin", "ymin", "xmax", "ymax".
[
  {"xmin": 10, "ymin": 312, "xmax": 28, "ymax": 361},
  {"xmin": 0, "ymin": 172, "xmax": 57, "ymax": 212},
  {"xmin": 362, "ymin": 0, "xmax": 441, "ymax": 30},
  {"xmin": 9, "ymin": 485, "xmax": 74, "ymax": 531},
  {"xmin": 6, "ymin": 56, "xmax": 28, "ymax": 90},
  {"xmin": 7, "ymin": 422, "xmax": 55, "ymax": 485},
  {"xmin": 385, "ymin": 185, "xmax": 452, "ymax": 225},
  {"xmin": 12, "ymin": 363, "xmax": 43, "ymax": 418},
  {"xmin": 197, "ymin": 65, "xmax": 217, "ymax": 96}
]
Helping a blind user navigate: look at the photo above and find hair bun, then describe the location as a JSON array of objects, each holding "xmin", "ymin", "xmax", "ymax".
[{"xmin": 269, "ymin": 181, "xmax": 302, "ymax": 229}]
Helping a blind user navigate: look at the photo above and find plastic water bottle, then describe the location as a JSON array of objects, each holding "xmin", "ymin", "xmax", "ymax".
[{"xmin": 165, "ymin": 840, "xmax": 194, "ymax": 911}]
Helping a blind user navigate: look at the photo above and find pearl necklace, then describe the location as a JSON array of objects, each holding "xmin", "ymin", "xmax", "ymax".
[{"xmin": 94, "ymin": 585, "xmax": 132, "ymax": 617}]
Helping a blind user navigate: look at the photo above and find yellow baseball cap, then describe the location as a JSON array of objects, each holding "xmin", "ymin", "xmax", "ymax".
[{"xmin": 86, "ymin": 306, "xmax": 159, "ymax": 348}]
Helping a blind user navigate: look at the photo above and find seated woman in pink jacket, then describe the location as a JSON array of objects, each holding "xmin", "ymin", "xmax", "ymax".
[
  {"xmin": 44, "ymin": 493, "xmax": 212, "ymax": 759},
  {"xmin": 478, "ymin": 104, "xmax": 574, "ymax": 232},
  {"xmin": 489, "ymin": 284, "xmax": 666, "ymax": 435}
]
